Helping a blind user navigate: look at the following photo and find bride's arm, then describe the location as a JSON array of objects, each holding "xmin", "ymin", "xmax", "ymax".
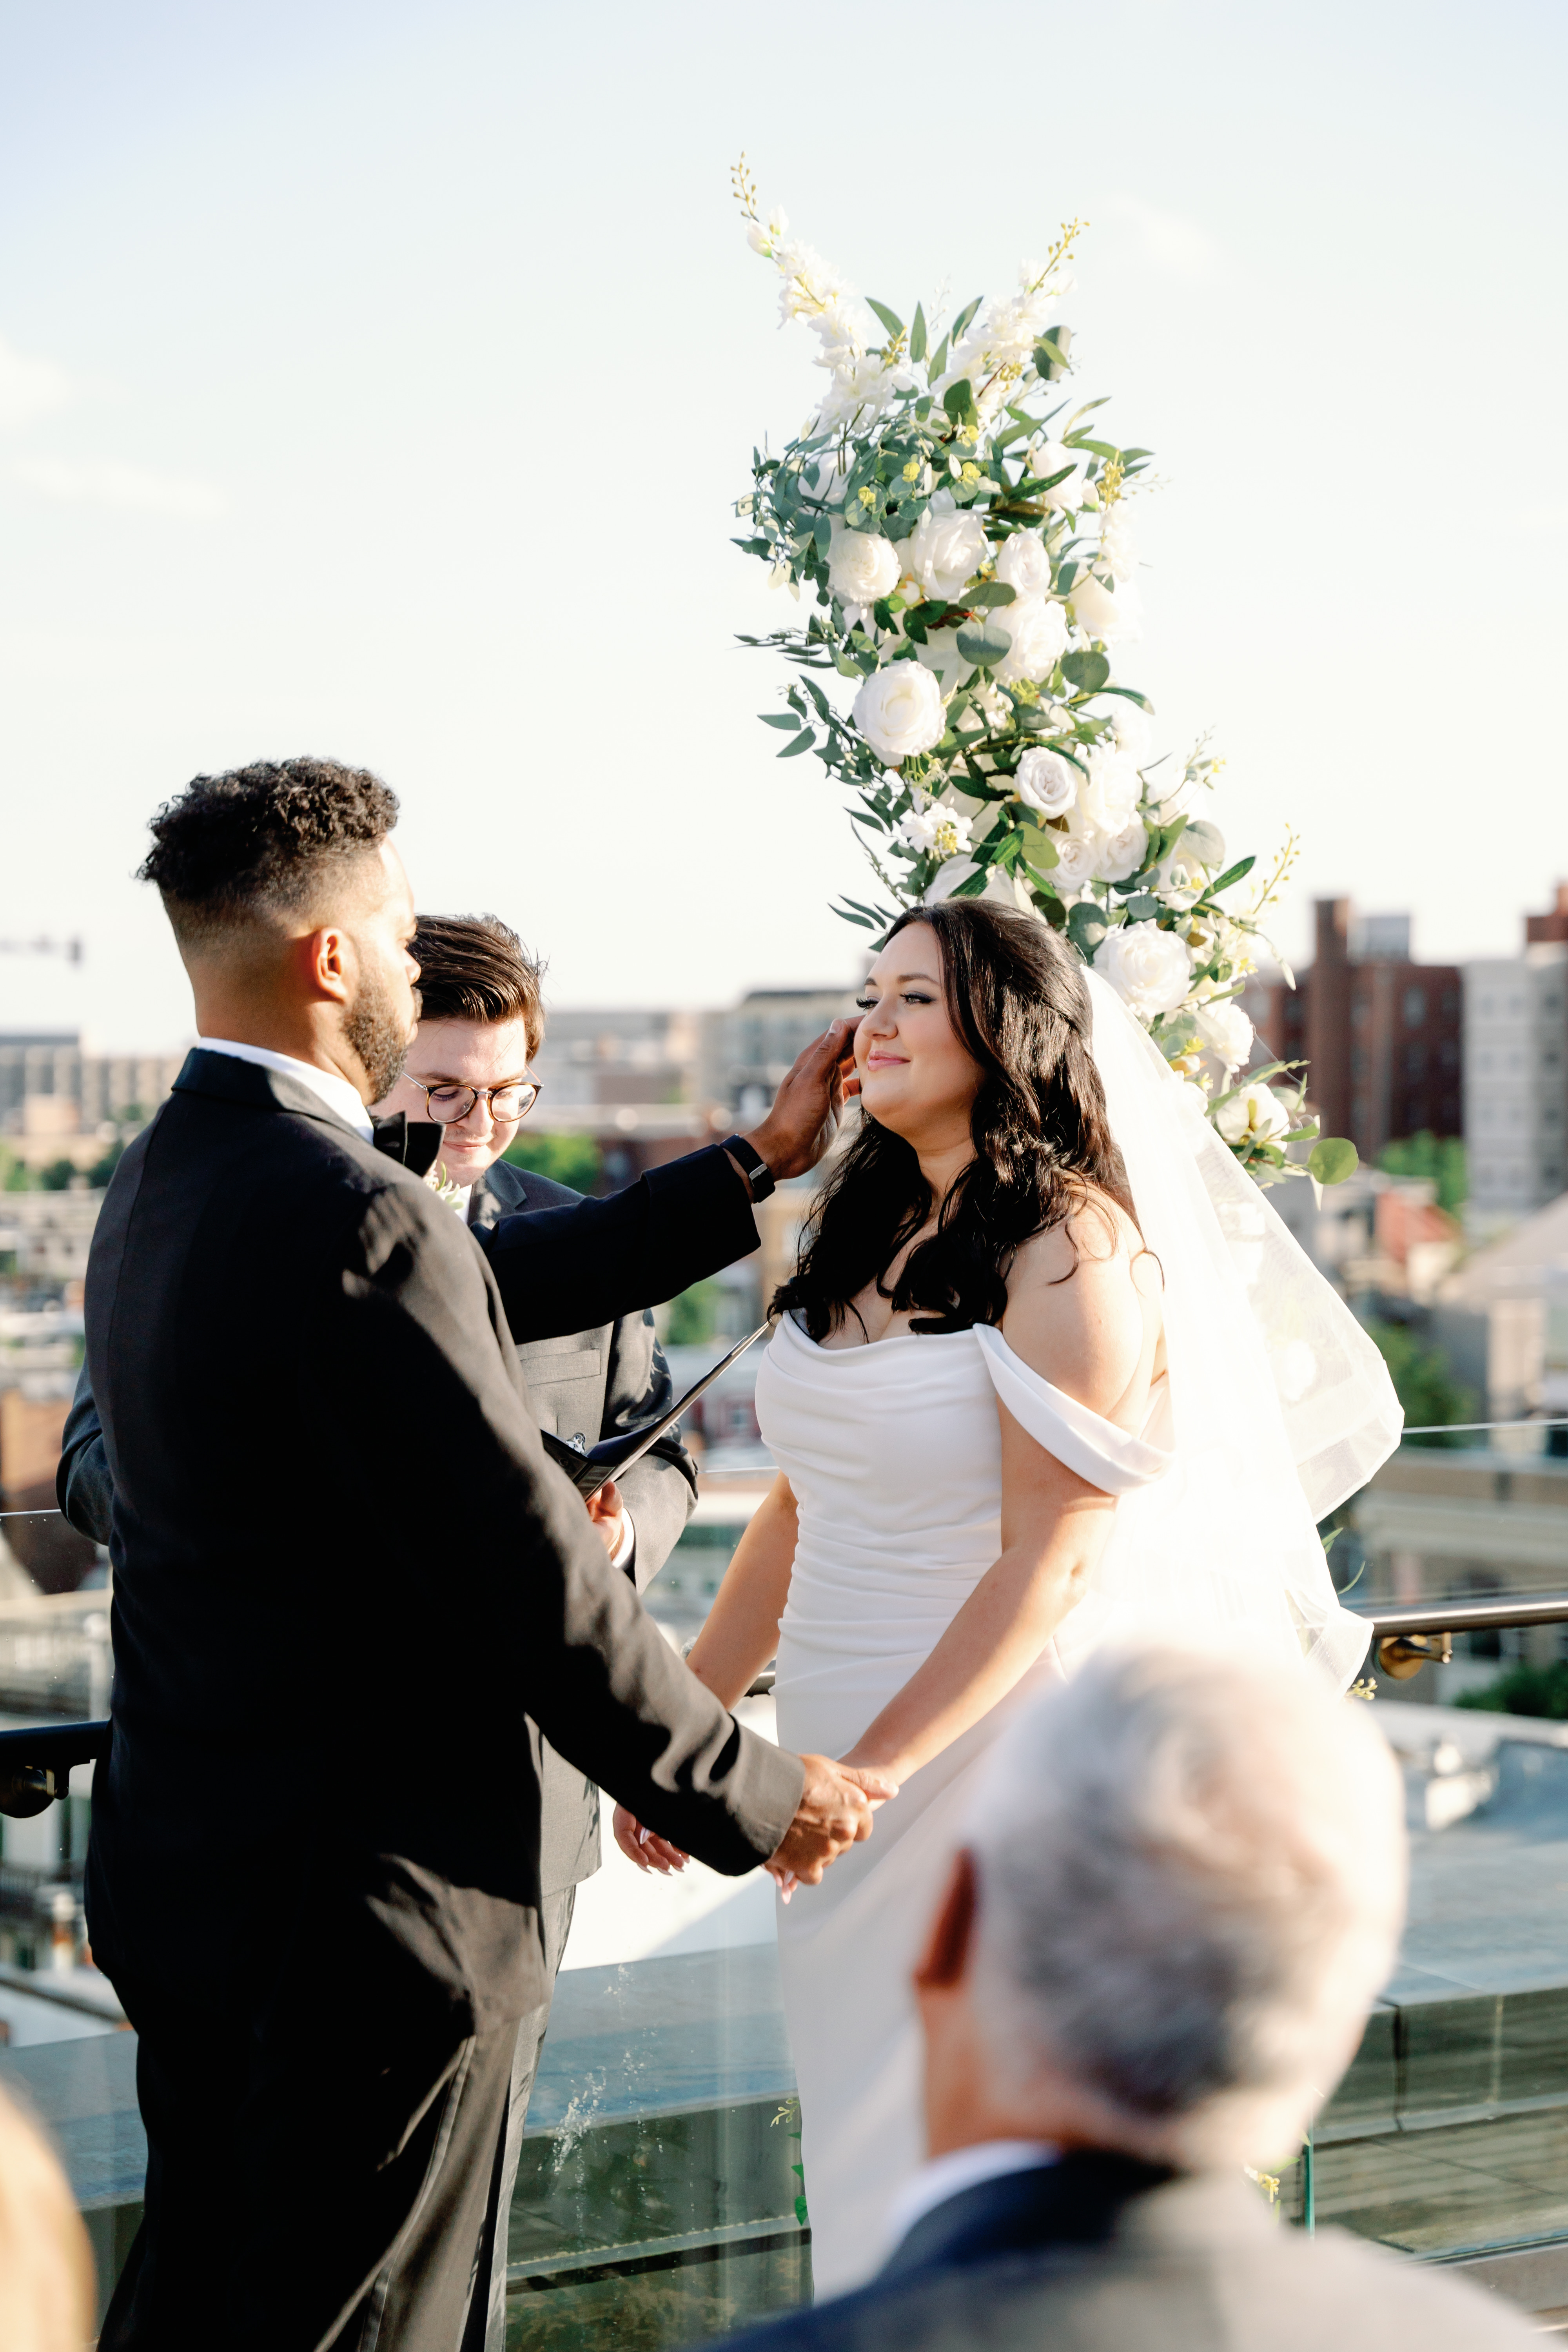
[
  {"xmin": 839, "ymin": 1212, "xmax": 1160, "ymax": 1787},
  {"xmin": 685, "ymin": 1472, "xmax": 799, "ymax": 1708},
  {"xmin": 613, "ymin": 1472, "xmax": 799, "ymax": 1873}
]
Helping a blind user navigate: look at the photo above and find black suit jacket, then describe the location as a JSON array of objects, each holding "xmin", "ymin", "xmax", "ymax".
[
  {"xmin": 730, "ymin": 2150, "xmax": 1535, "ymax": 2351},
  {"xmin": 470, "ymin": 1154, "xmax": 697, "ymax": 1895},
  {"xmin": 81, "ymin": 1049, "xmax": 799, "ymax": 2037}
]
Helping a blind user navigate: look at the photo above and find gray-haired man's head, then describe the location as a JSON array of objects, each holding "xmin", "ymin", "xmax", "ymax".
[{"xmin": 962, "ymin": 1647, "xmax": 1405, "ymax": 2169}]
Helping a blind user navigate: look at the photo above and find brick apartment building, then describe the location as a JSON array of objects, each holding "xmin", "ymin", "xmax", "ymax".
[{"xmin": 1241, "ymin": 901, "xmax": 1463, "ymax": 1161}]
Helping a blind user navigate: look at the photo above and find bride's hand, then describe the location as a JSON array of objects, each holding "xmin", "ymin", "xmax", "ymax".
[{"xmin": 612, "ymin": 1804, "xmax": 689, "ymax": 1875}]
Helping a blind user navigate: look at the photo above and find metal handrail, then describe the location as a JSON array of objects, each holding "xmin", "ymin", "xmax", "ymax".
[{"xmin": 1350, "ymin": 1593, "xmax": 1568, "ymax": 1637}]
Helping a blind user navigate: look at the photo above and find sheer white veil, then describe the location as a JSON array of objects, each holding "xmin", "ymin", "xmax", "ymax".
[{"xmin": 1059, "ymin": 969, "xmax": 1401, "ymax": 1691}]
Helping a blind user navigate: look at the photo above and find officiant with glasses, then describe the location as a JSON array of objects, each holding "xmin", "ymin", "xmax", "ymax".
[{"xmin": 374, "ymin": 911, "xmax": 702, "ymax": 2352}]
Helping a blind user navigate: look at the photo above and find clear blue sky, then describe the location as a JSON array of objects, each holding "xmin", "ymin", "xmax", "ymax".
[{"xmin": 2, "ymin": 0, "xmax": 1563, "ymax": 1049}]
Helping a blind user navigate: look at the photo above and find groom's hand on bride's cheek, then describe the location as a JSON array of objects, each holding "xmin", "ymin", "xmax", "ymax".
[
  {"xmin": 770, "ymin": 1755, "xmax": 902, "ymax": 1884},
  {"xmin": 742, "ymin": 1022, "xmax": 855, "ymax": 1182}
]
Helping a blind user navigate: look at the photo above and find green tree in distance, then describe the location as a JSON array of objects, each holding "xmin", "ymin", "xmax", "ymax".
[
  {"xmin": 1378, "ymin": 1132, "xmax": 1466, "ymax": 1216},
  {"xmin": 1366, "ymin": 1319, "xmax": 1475, "ymax": 1448},
  {"xmin": 501, "ymin": 1132, "xmax": 602, "ymax": 1193}
]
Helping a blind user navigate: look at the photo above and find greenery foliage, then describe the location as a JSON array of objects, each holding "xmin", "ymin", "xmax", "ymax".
[
  {"xmin": 1455, "ymin": 1660, "xmax": 1568, "ymax": 1720},
  {"xmin": 502, "ymin": 1131, "xmax": 602, "ymax": 1193},
  {"xmin": 733, "ymin": 165, "xmax": 1354, "ymax": 1191},
  {"xmin": 1366, "ymin": 1318, "xmax": 1475, "ymax": 1446},
  {"xmin": 662, "ymin": 1279, "xmax": 726, "ymax": 1348},
  {"xmin": 1379, "ymin": 1131, "xmax": 1467, "ymax": 1215}
]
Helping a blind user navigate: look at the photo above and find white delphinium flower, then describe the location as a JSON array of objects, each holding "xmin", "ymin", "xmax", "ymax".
[
  {"xmin": 970, "ymin": 678, "xmax": 1010, "ymax": 732},
  {"xmin": 1105, "ymin": 700, "xmax": 1151, "ymax": 764},
  {"xmin": 1069, "ymin": 573, "xmax": 1141, "ymax": 643},
  {"xmin": 938, "ymin": 261, "xmax": 1074, "ymax": 423},
  {"xmin": 1029, "ymin": 440, "xmax": 1082, "ymax": 511},
  {"xmin": 746, "ymin": 205, "xmax": 790, "ymax": 257},
  {"xmin": 994, "ymin": 595, "xmax": 1069, "ymax": 686},
  {"xmin": 1013, "ymin": 747, "xmax": 1078, "ymax": 818},
  {"xmin": 1078, "ymin": 744, "xmax": 1142, "ymax": 831},
  {"xmin": 1100, "ymin": 505, "xmax": 1138, "ymax": 583},
  {"xmin": 899, "ymin": 801, "xmax": 974, "ymax": 860},
  {"xmin": 1094, "ymin": 922, "xmax": 1192, "ymax": 1019},
  {"xmin": 1216, "ymin": 1083, "xmax": 1290, "ymax": 1147},
  {"xmin": 1093, "ymin": 818, "xmax": 1149, "ymax": 885},
  {"xmin": 1194, "ymin": 996, "xmax": 1254, "ymax": 1075},
  {"xmin": 902, "ymin": 494, "xmax": 989, "ymax": 599},
  {"xmin": 853, "ymin": 662, "xmax": 947, "ymax": 765},
  {"xmin": 828, "ymin": 526, "xmax": 901, "ymax": 611},
  {"xmin": 994, "ymin": 530, "xmax": 1052, "ymax": 598}
]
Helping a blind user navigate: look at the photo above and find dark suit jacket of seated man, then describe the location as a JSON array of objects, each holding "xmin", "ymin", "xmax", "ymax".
[
  {"xmin": 81, "ymin": 756, "xmax": 878, "ymax": 2352},
  {"xmin": 724, "ymin": 1648, "xmax": 1541, "ymax": 2352}
]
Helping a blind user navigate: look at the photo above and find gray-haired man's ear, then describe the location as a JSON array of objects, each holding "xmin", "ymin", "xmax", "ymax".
[{"xmin": 915, "ymin": 1847, "xmax": 979, "ymax": 1994}]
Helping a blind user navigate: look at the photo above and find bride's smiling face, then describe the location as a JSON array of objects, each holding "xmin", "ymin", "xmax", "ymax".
[{"xmin": 854, "ymin": 922, "xmax": 983, "ymax": 1147}]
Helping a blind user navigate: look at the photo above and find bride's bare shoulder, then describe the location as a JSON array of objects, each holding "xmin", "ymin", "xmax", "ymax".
[{"xmin": 1006, "ymin": 1186, "xmax": 1150, "ymax": 1294}]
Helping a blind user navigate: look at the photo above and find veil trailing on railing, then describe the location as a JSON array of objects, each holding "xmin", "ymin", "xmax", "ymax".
[{"xmin": 1060, "ymin": 970, "xmax": 1402, "ymax": 1691}]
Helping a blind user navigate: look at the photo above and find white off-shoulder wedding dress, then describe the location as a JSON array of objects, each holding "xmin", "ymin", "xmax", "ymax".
[
  {"xmin": 750, "ymin": 969, "xmax": 1404, "ymax": 2298},
  {"xmin": 759, "ymin": 1307, "xmax": 1173, "ymax": 2296}
]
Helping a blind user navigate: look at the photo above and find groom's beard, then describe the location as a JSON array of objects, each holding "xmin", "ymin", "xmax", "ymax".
[{"xmin": 343, "ymin": 967, "xmax": 412, "ymax": 1103}]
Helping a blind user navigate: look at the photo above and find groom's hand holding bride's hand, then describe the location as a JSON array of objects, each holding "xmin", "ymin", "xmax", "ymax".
[
  {"xmin": 767, "ymin": 1753, "xmax": 900, "ymax": 1887},
  {"xmin": 735, "ymin": 1020, "xmax": 859, "ymax": 1187},
  {"xmin": 612, "ymin": 1756, "xmax": 897, "ymax": 1887}
]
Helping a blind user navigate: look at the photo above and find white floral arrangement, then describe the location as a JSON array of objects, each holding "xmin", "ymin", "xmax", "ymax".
[{"xmin": 731, "ymin": 163, "xmax": 1354, "ymax": 1189}]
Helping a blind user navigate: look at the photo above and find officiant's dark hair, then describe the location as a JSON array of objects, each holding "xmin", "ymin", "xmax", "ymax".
[
  {"xmin": 773, "ymin": 901, "xmax": 1134, "ymax": 1340},
  {"xmin": 411, "ymin": 915, "xmax": 545, "ymax": 1054}
]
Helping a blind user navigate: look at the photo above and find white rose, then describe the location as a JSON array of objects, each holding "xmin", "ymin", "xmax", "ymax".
[
  {"xmin": 994, "ymin": 594, "xmax": 1069, "ymax": 686},
  {"xmin": 898, "ymin": 801, "xmax": 974, "ymax": 860},
  {"xmin": 902, "ymin": 497, "xmax": 990, "ymax": 599},
  {"xmin": 853, "ymin": 661, "xmax": 947, "ymax": 766},
  {"xmin": 1051, "ymin": 824, "xmax": 1103, "ymax": 891},
  {"xmin": 1094, "ymin": 922, "xmax": 1192, "ymax": 1019},
  {"xmin": 1029, "ymin": 440, "xmax": 1081, "ymax": 512},
  {"xmin": 1093, "ymin": 817, "xmax": 1148, "ymax": 885},
  {"xmin": 994, "ymin": 530, "xmax": 1052, "ymax": 598},
  {"xmin": 1216, "ymin": 1083, "xmax": 1290, "ymax": 1147},
  {"xmin": 1069, "ymin": 572, "xmax": 1140, "ymax": 642},
  {"xmin": 828, "ymin": 526, "xmax": 901, "ymax": 609},
  {"xmin": 1078, "ymin": 744, "xmax": 1141, "ymax": 830},
  {"xmin": 1194, "ymin": 996, "xmax": 1254, "ymax": 1074},
  {"xmin": 1013, "ymin": 747, "xmax": 1078, "ymax": 817}
]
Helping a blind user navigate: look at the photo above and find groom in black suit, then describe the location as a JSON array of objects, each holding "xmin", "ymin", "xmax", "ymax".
[{"xmin": 84, "ymin": 757, "xmax": 887, "ymax": 2352}]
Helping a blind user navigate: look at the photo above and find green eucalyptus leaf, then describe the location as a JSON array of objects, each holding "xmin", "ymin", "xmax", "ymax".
[
  {"xmin": 1018, "ymin": 823, "xmax": 1059, "ymax": 868},
  {"xmin": 1205, "ymin": 855, "xmax": 1256, "ymax": 895},
  {"xmin": 758, "ymin": 712, "xmax": 800, "ymax": 730},
  {"xmin": 955, "ymin": 623, "xmax": 1012, "ymax": 666},
  {"xmin": 1101, "ymin": 686, "xmax": 1154, "ymax": 711},
  {"xmin": 943, "ymin": 380, "xmax": 977, "ymax": 425},
  {"xmin": 910, "ymin": 303, "xmax": 928, "ymax": 364},
  {"xmin": 1061, "ymin": 650, "xmax": 1111, "ymax": 693},
  {"xmin": 1308, "ymin": 1137, "xmax": 1359, "ymax": 1186},
  {"xmin": 1118, "ymin": 892, "xmax": 1164, "ymax": 922},
  {"xmin": 1067, "ymin": 902, "xmax": 1109, "ymax": 959},
  {"xmin": 777, "ymin": 728, "xmax": 818, "ymax": 759},
  {"xmin": 951, "ymin": 866, "xmax": 990, "ymax": 899},
  {"xmin": 963, "ymin": 581, "xmax": 1017, "ymax": 609},
  {"xmin": 866, "ymin": 298, "xmax": 905, "ymax": 339},
  {"xmin": 951, "ymin": 296, "xmax": 984, "ymax": 342}
]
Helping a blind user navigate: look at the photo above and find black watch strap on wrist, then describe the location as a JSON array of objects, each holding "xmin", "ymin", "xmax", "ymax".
[{"xmin": 720, "ymin": 1133, "xmax": 777, "ymax": 1203}]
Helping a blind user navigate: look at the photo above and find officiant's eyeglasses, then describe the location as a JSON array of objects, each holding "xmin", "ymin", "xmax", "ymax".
[{"xmin": 406, "ymin": 1078, "xmax": 541, "ymax": 1125}]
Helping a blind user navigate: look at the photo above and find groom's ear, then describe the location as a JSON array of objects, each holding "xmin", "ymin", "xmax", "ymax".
[{"xmin": 915, "ymin": 1848, "xmax": 979, "ymax": 1993}]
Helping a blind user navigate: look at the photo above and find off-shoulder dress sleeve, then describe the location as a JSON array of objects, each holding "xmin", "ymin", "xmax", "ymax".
[{"xmin": 973, "ymin": 1323, "xmax": 1172, "ymax": 1496}]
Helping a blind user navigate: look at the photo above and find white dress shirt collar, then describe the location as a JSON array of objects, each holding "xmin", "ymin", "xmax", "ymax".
[
  {"xmin": 882, "ymin": 2140, "xmax": 1059, "ymax": 2261},
  {"xmin": 195, "ymin": 1038, "xmax": 374, "ymax": 1143}
]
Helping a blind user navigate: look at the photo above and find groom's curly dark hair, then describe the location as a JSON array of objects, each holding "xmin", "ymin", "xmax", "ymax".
[
  {"xmin": 774, "ymin": 901, "xmax": 1136, "ymax": 1339},
  {"xmin": 138, "ymin": 757, "xmax": 399, "ymax": 946}
]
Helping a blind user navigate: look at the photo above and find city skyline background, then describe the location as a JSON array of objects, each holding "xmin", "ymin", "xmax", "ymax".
[{"xmin": 2, "ymin": 0, "xmax": 1564, "ymax": 1050}]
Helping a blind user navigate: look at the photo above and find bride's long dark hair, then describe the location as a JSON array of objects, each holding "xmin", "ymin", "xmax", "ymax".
[{"xmin": 773, "ymin": 900, "xmax": 1134, "ymax": 1341}]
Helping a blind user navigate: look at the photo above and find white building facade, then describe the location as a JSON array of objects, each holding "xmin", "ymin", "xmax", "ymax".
[{"xmin": 1463, "ymin": 946, "xmax": 1568, "ymax": 1231}]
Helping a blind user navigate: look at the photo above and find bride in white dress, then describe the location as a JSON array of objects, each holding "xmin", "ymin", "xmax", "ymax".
[{"xmin": 616, "ymin": 901, "xmax": 1399, "ymax": 2295}]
